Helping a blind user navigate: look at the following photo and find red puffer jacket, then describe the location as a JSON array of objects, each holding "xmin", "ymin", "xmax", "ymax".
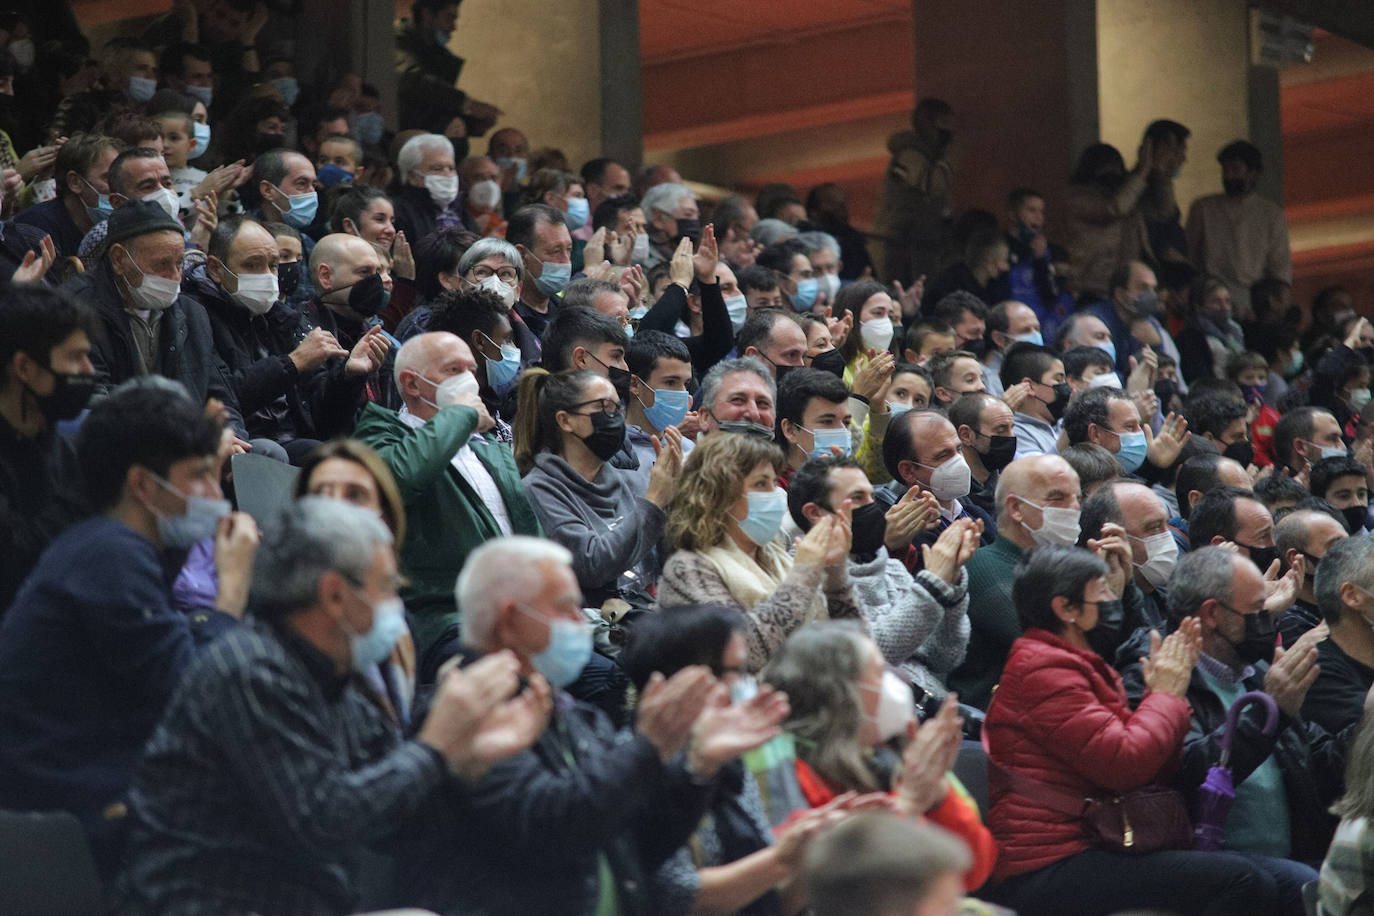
[{"xmin": 983, "ymin": 628, "xmax": 1192, "ymax": 881}]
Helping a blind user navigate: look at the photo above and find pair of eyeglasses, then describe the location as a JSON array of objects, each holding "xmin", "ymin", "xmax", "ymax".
[
  {"xmin": 571, "ymin": 397, "xmax": 623, "ymax": 416},
  {"xmin": 470, "ymin": 265, "xmax": 520, "ymax": 284}
]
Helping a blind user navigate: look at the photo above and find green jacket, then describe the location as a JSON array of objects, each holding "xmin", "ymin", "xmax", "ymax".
[
  {"xmin": 946, "ymin": 534, "xmax": 1025, "ymax": 710},
  {"xmin": 355, "ymin": 402, "xmax": 541, "ymax": 653}
]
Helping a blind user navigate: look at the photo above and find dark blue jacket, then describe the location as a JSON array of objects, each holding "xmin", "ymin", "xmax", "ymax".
[{"xmin": 0, "ymin": 517, "xmax": 236, "ymax": 863}]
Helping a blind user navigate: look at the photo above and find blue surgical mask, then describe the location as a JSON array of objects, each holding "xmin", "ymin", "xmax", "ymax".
[
  {"xmin": 190, "ymin": 122, "xmax": 211, "ymax": 160},
  {"xmin": 494, "ymin": 156, "xmax": 528, "ymax": 184},
  {"xmin": 1012, "ymin": 330, "xmax": 1044, "ymax": 346},
  {"xmin": 724, "ymin": 293, "xmax": 748, "ymax": 331},
  {"xmin": 1095, "ymin": 339, "xmax": 1117, "ymax": 365},
  {"xmin": 802, "ymin": 425, "xmax": 852, "ymax": 458},
  {"xmin": 275, "ymin": 186, "xmax": 319, "ymax": 228},
  {"xmin": 127, "ymin": 75, "xmax": 157, "ymax": 103},
  {"xmin": 185, "ymin": 84, "xmax": 213, "ymax": 108},
  {"xmin": 271, "ymin": 76, "xmax": 300, "ymax": 107},
  {"xmin": 82, "ymin": 178, "xmax": 113, "ymax": 224},
  {"xmin": 887, "ymin": 401, "xmax": 913, "ymax": 419},
  {"xmin": 737, "ymin": 489, "xmax": 787, "ymax": 546},
  {"xmin": 149, "ymin": 473, "xmax": 230, "ymax": 549},
  {"xmin": 482, "ymin": 333, "xmax": 522, "ymax": 395},
  {"xmin": 433, "ymin": 29, "xmax": 452, "ymax": 46},
  {"xmin": 1114, "ymin": 429, "xmax": 1148, "ymax": 473},
  {"xmin": 1320, "ymin": 444, "xmax": 1350, "ymax": 461},
  {"xmin": 347, "ymin": 596, "xmax": 407, "ymax": 674},
  {"xmin": 564, "ymin": 197, "xmax": 590, "ymax": 230},
  {"xmin": 640, "ymin": 388, "xmax": 690, "ymax": 432},
  {"xmin": 517, "ymin": 604, "xmax": 593, "ymax": 688},
  {"xmin": 533, "ymin": 259, "xmax": 571, "ymax": 296},
  {"xmin": 791, "ymin": 277, "xmax": 819, "ymax": 311}
]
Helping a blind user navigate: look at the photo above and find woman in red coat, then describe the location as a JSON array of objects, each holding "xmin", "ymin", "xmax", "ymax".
[{"xmin": 983, "ymin": 544, "xmax": 1279, "ymax": 916}]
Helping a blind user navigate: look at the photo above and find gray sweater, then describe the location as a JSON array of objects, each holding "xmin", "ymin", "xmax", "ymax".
[
  {"xmin": 846, "ymin": 549, "xmax": 970, "ymax": 698},
  {"xmin": 521, "ymin": 452, "xmax": 666, "ymax": 604}
]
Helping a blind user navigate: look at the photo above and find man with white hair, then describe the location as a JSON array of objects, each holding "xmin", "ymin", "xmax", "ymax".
[
  {"xmin": 392, "ymin": 133, "xmax": 463, "ymax": 244},
  {"xmin": 356, "ymin": 331, "xmax": 540, "ymax": 655},
  {"xmin": 119, "ymin": 499, "xmax": 551, "ymax": 914},
  {"xmin": 695, "ymin": 355, "xmax": 777, "ymax": 439},
  {"xmin": 641, "ymin": 181, "xmax": 699, "ymax": 269},
  {"xmin": 399, "ymin": 535, "xmax": 790, "ymax": 915}
]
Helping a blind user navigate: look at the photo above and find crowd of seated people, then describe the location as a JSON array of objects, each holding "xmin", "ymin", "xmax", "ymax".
[{"xmin": 4, "ymin": 1, "xmax": 1374, "ymax": 913}]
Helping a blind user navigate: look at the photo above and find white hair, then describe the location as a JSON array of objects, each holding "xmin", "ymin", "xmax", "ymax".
[
  {"xmin": 751, "ymin": 218, "xmax": 799, "ymax": 247},
  {"xmin": 457, "ymin": 536, "xmax": 574, "ymax": 650},
  {"xmin": 640, "ymin": 181, "xmax": 693, "ymax": 218},
  {"xmin": 397, "ymin": 133, "xmax": 454, "ymax": 181},
  {"xmin": 797, "ymin": 230, "xmax": 840, "ymax": 261},
  {"xmin": 392, "ymin": 331, "xmax": 452, "ymax": 389}
]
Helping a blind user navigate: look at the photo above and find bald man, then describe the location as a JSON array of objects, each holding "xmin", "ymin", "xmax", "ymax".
[
  {"xmin": 1079, "ymin": 480, "xmax": 1178, "ymax": 637},
  {"xmin": 355, "ymin": 331, "xmax": 541, "ymax": 653},
  {"xmin": 306, "ymin": 233, "xmax": 394, "ymax": 371},
  {"xmin": 1276, "ymin": 508, "xmax": 1349, "ymax": 646},
  {"xmin": 879, "ymin": 408, "xmax": 997, "ymax": 552},
  {"xmin": 947, "ymin": 454, "xmax": 1081, "ymax": 709}
]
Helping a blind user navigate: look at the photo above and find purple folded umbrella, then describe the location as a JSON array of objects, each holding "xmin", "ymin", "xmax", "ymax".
[{"xmin": 1193, "ymin": 690, "xmax": 1280, "ymax": 851}]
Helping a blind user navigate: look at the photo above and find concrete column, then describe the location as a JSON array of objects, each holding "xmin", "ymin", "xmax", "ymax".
[{"xmin": 447, "ymin": 0, "xmax": 638, "ymax": 170}]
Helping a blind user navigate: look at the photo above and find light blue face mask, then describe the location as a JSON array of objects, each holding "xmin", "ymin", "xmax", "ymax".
[
  {"xmin": 494, "ymin": 156, "xmax": 528, "ymax": 184},
  {"xmin": 737, "ymin": 489, "xmax": 787, "ymax": 546},
  {"xmin": 185, "ymin": 84, "xmax": 213, "ymax": 108},
  {"xmin": 791, "ymin": 277, "xmax": 819, "ymax": 311},
  {"xmin": 481, "ymin": 333, "xmax": 522, "ymax": 395},
  {"xmin": 724, "ymin": 293, "xmax": 748, "ymax": 331},
  {"xmin": 189, "ymin": 122, "xmax": 211, "ymax": 160},
  {"xmin": 271, "ymin": 76, "xmax": 300, "ymax": 107},
  {"xmin": 533, "ymin": 259, "xmax": 571, "ymax": 296},
  {"xmin": 516, "ymin": 604, "xmax": 593, "ymax": 688},
  {"xmin": 1095, "ymin": 339, "xmax": 1117, "ymax": 365},
  {"xmin": 275, "ymin": 186, "xmax": 319, "ymax": 228},
  {"xmin": 640, "ymin": 388, "xmax": 690, "ymax": 432},
  {"xmin": 149, "ymin": 473, "xmax": 230, "ymax": 549},
  {"xmin": 82, "ymin": 178, "xmax": 114, "ymax": 224},
  {"xmin": 887, "ymin": 400, "xmax": 914, "ymax": 419},
  {"xmin": 802, "ymin": 425, "xmax": 852, "ymax": 458},
  {"xmin": 127, "ymin": 75, "xmax": 157, "ymax": 104},
  {"xmin": 564, "ymin": 197, "xmax": 590, "ymax": 230},
  {"xmin": 353, "ymin": 112, "xmax": 385, "ymax": 147},
  {"xmin": 348, "ymin": 596, "xmax": 407, "ymax": 674},
  {"xmin": 1320, "ymin": 443, "xmax": 1350, "ymax": 461},
  {"xmin": 1012, "ymin": 330, "xmax": 1044, "ymax": 347},
  {"xmin": 1114, "ymin": 429, "xmax": 1148, "ymax": 473}
]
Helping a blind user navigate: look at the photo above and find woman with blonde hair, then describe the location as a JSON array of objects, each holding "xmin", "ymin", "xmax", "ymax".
[{"xmin": 657, "ymin": 431, "xmax": 865, "ymax": 670}]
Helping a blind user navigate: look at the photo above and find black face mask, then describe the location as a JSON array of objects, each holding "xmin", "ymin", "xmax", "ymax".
[
  {"xmin": 1359, "ymin": 346, "xmax": 1374, "ymax": 366},
  {"xmin": 1038, "ymin": 382, "xmax": 1071, "ymax": 422},
  {"xmin": 1302, "ymin": 551, "xmax": 1322, "ymax": 580},
  {"xmin": 23, "ymin": 365, "xmax": 97, "ymax": 422},
  {"xmin": 962, "ymin": 338, "xmax": 988, "ymax": 360},
  {"xmin": 675, "ymin": 217, "xmax": 702, "ymax": 245},
  {"xmin": 848, "ymin": 502, "xmax": 888, "ymax": 560},
  {"xmin": 977, "ymin": 434, "xmax": 1017, "ymax": 473},
  {"xmin": 1085, "ymin": 598, "xmax": 1127, "ymax": 661},
  {"xmin": 1223, "ymin": 178, "xmax": 1247, "ymax": 198},
  {"xmin": 1222, "ymin": 439, "xmax": 1254, "ymax": 468},
  {"xmin": 1240, "ymin": 542, "xmax": 1280, "ymax": 574},
  {"xmin": 580, "ymin": 409, "xmax": 627, "ymax": 463},
  {"xmin": 1342, "ymin": 504, "xmax": 1369, "ymax": 535},
  {"xmin": 255, "ymin": 132, "xmax": 286, "ymax": 155},
  {"xmin": 329, "ymin": 272, "xmax": 388, "ymax": 317},
  {"xmin": 1154, "ymin": 379, "xmax": 1178, "ymax": 408},
  {"xmin": 810, "ymin": 347, "xmax": 847, "ymax": 379},
  {"xmin": 1222, "ymin": 604, "xmax": 1277, "ymax": 665},
  {"xmin": 278, "ymin": 261, "xmax": 301, "ymax": 299},
  {"xmin": 716, "ymin": 420, "xmax": 775, "ymax": 440},
  {"xmin": 586, "ymin": 352, "xmax": 632, "ymax": 401},
  {"xmin": 934, "ymin": 128, "xmax": 953, "ymax": 154}
]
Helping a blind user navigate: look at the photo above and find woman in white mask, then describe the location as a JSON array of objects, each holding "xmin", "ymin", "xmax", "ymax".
[
  {"xmin": 761, "ymin": 621, "xmax": 997, "ymax": 895},
  {"xmin": 833, "ymin": 279, "xmax": 900, "ymax": 388}
]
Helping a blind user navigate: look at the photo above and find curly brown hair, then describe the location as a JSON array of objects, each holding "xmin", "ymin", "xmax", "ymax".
[{"xmin": 666, "ymin": 433, "xmax": 784, "ymax": 552}]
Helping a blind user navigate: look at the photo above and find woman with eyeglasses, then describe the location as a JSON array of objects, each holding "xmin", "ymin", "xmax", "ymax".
[{"xmin": 515, "ymin": 368, "xmax": 682, "ymax": 609}]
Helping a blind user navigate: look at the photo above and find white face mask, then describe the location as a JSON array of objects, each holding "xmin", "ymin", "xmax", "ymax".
[
  {"xmin": 818, "ymin": 272, "xmax": 841, "ymax": 302},
  {"xmin": 1088, "ymin": 371, "xmax": 1124, "ymax": 390},
  {"xmin": 724, "ymin": 292, "xmax": 748, "ymax": 331},
  {"xmin": 631, "ymin": 232, "xmax": 651, "ymax": 265},
  {"xmin": 124, "ymin": 256, "xmax": 181, "ymax": 311},
  {"xmin": 1018, "ymin": 497, "xmax": 1081, "ymax": 547},
  {"xmin": 424, "ymin": 173, "xmax": 458, "ymax": 208},
  {"xmin": 1132, "ymin": 530, "xmax": 1179, "ymax": 589},
  {"xmin": 916, "ymin": 452, "xmax": 971, "ymax": 501},
  {"xmin": 864, "ymin": 670, "xmax": 914, "ymax": 743},
  {"xmin": 468, "ymin": 178, "xmax": 502, "ymax": 212},
  {"xmin": 474, "ymin": 273, "xmax": 517, "ymax": 308},
  {"xmin": 860, "ymin": 316, "xmax": 895, "ymax": 352},
  {"xmin": 142, "ymin": 186, "xmax": 181, "ymax": 221},
  {"xmin": 225, "ymin": 269, "xmax": 280, "ymax": 316}
]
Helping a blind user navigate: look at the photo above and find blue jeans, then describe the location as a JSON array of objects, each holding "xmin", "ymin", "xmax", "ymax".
[{"xmin": 1242, "ymin": 854, "xmax": 1318, "ymax": 916}]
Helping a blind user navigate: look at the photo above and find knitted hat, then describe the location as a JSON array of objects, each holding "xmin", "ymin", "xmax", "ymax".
[{"xmin": 103, "ymin": 199, "xmax": 184, "ymax": 250}]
